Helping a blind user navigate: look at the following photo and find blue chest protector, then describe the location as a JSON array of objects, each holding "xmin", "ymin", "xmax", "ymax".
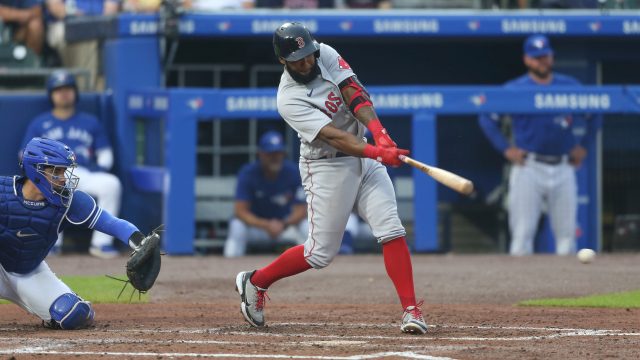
[{"xmin": 0, "ymin": 176, "xmax": 68, "ymax": 274}]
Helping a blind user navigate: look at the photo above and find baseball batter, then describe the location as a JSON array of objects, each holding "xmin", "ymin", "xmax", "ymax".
[
  {"xmin": 478, "ymin": 35, "xmax": 601, "ymax": 256},
  {"xmin": 0, "ymin": 137, "xmax": 151, "ymax": 329},
  {"xmin": 235, "ymin": 22, "xmax": 427, "ymax": 334},
  {"xmin": 21, "ymin": 70, "xmax": 122, "ymax": 259}
]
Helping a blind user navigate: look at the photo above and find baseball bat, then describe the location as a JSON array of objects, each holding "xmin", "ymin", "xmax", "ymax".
[{"xmin": 399, "ymin": 155, "xmax": 474, "ymax": 195}]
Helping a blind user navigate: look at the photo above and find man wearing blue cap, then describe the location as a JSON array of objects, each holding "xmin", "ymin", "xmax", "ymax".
[
  {"xmin": 478, "ymin": 34, "xmax": 601, "ymax": 256},
  {"xmin": 223, "ymin": 131, "xmax": 309, "ymax": 257},
  {"xmin": 22, "ymin": 70, "xmax": 122, "ymax": 259}
]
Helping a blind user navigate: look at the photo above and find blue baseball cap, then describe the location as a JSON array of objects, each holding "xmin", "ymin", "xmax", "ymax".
[
  {"xmin": 258, "ymin": 131, "xmax": 285, "ymax": 153},
  {"xmin": 523, "ymin": 35, "xmax": 553, "ymax": 58}
]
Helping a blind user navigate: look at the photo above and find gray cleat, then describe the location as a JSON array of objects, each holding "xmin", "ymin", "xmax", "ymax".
[
  {"xmin": 235, "ymin": 270, "xmax": 268, "ymax": 327},
  {"xmin": 401, "ymin": 301, "xmax": 428, "ymax": 334}
]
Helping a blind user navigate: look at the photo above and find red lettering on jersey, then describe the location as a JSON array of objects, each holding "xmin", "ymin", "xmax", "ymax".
[
  {"xmin": 337, "ymin": 56, "xmax": 351, "ymax": 70},
  {"xmin": 327, "ymin": 91, "xmax": 343, "ymax": 106},
  {"xmin": 324, "ymin": 91, "xmax": 343, "ymax": 114}
]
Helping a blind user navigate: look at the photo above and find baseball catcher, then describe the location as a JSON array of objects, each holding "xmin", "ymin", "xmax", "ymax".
[
  {"xmin": 125, "ymin": 227, "xmax": 163, "ymax": 293},
  {"xmin": 1, "ymin": 137, "xmax": 163, "ymax": 329}
]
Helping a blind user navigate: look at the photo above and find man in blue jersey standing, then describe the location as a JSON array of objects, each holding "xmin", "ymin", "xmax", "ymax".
[
  {"xmin": 22, "ymin": 70, "xmax": 122, "ymax": 258},
  {"xmin": 478, "ymin": 34, "xmax": 601, "ymax": 256},
  {"xmin": 1, "ymin": 137, "xmax": 158, "ymax": 329},
  {"xmin": 223, "ymin": 131, "xmax": 309, "ymax": 257}
]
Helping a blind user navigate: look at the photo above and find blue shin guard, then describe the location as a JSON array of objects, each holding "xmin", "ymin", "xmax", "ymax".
[{"xmin": 47, "ymin": 293, "xmax": 95, "ymax": 330}]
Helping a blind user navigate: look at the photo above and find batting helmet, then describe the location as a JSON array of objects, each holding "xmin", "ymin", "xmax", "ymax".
[
  {"xmin": 46, "ymin": 70, "xmax": 78, "ymax": 105},
  {"xmin": 21, "ymin": 137, "xmax": 79, "ymax": 207},
  {"xmin": 273, "ymin": 22, "xmax": 320, "ymax": 62}
]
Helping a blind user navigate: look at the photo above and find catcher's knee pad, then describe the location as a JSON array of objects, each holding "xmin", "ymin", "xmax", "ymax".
[{"xmin": 48, "ymin": 293, "xmax": 94, "ymax": 330}]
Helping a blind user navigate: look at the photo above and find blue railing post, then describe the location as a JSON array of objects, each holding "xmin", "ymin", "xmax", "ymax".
[
  {"xmin": 163, "ymin": 97, "xmax": 197, "ymax": 254},
  {"xmin": 412, "ymin": 112, "xmax": 439, "ymax": 252}
]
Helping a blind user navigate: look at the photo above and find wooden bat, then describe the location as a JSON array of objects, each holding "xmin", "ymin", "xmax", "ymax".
[{"xmin": 399, "ymin": 155, "xmax": 474, "ymax": 195}]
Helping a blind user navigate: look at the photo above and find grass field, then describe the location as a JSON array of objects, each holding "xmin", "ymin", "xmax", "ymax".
[
  {"xmin": 0, "ymin": 275, "xmax": 148, "ymax": 304},
  {"xmin": 520, "ymin": 289, "xmax": 640, "ymax": 308}
]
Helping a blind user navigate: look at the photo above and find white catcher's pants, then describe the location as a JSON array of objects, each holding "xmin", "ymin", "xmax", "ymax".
[
  {"xmin": 0, "ymin": 262, "xmax": 72, "ymax": 321},
  {"xmin": 508, "ymin": 157, "xmax": 577, "ymax": 256},
  {"xmin": 56, "ymin": 167, "xmax": 122, "ymax": 248}
]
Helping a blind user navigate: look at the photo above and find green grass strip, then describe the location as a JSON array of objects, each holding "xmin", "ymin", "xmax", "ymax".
[
  {"xmin": 520, "ymin": 289, "xmax": 640, "ymax": 308},
  {"xmin": 0, "ymin": 275, "xmax": 149, "ymax": 305}
]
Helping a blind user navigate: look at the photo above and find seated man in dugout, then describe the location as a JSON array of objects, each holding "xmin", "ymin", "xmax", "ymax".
[{"xmin": 223, "ymin": 131, "xmax": 308, "ymax": 257}]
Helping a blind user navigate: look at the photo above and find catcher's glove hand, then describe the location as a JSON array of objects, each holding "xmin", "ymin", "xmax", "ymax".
[{"xmin": 126, "ymin": 229, "xmax": 162, "ymax": 292}]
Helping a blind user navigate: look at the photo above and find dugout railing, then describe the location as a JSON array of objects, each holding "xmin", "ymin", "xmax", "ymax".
[{"xmin": 125, "ymin": 85, "xmax": 640, "ymax": 255}]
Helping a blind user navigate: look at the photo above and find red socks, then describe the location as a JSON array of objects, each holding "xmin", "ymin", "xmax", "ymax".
[
  {"xmin": 383, "ymin": 237, "xmax": 417, "ymax": 309},
  {"xmin": 250, "ymin": 238, "xmax": 417, "ymax": 311},
  {"xmin": 250, "ymin": 245, "xmax": 312, "ymax": 289}
]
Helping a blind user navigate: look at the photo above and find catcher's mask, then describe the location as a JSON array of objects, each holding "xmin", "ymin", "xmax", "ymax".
[{"xmin": 21, "ymin": 137, "xmax": 79, "ymax": 207}]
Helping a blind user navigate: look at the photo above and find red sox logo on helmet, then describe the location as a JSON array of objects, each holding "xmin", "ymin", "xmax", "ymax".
[{"xmin": 296, "ymin": 37, "xmax": 305, "ymax": 49}]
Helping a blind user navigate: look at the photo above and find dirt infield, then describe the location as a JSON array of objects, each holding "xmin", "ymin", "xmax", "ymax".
[{"xmin": 1, "ymin": 253, "xmax": 639, "ymax": 359}]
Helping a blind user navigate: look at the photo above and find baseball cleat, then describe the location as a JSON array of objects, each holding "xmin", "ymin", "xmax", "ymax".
[
  {"xmin": 401, "ymin": 301, "xmax": 428, "ymax": 334},
  {"xmin": 235, "ymin": 270, "xmax": 268, "ymax": 327}
]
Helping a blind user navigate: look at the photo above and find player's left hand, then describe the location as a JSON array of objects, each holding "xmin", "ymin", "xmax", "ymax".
[
  {"xmin": 126, "ymin": 229, "xmax": 162, "ymax": 292},
  {"xmin": 569, "ymin": 145, "xmax": 587, "ymax": 168}
]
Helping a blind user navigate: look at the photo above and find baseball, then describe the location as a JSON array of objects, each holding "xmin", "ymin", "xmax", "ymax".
[{"xmin": 577, "ymin": 248, "xmax": 596, "ymax": 264}]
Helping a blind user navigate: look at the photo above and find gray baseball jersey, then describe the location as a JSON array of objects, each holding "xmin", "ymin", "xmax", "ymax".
[
  {"xmin": 277, "ymin": 43, "xmax": 365, "ymax": 160},
  {"xmin": 276, "ymin": 43, "xmax": 405, "ymax": 269}
]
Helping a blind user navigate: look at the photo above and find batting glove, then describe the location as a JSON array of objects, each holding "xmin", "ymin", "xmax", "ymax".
[
  {"xmin": 367, "ymin": 119, "xmax": 397, "ymax": 148},
  {"xmin": 363, "ymin": 144, "xmax": 409, "ymax": 167}
]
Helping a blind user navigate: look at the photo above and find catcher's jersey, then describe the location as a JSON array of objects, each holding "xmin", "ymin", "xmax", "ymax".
[
  {"xmin": 0, "ymin": 176, "xmax": 138, "ymax": 274},
  {"xmin": 277, "ymin": 43, "xmax": 365, "ymax": 160}
]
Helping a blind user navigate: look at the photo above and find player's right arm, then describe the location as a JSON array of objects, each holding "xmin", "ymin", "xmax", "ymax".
[
  {"xmin": 478, "ymin": 113, "xmax": 526, "ymax": 165},
  {"xmin": 316, "ymin": 124, "xmax": 407, "ymax": 167},
  {"xmin": 278, "ymin": 90, "xmax": 407, "ymax": 167},
  {"xmin": 90, "ymin": 114, "xmax": 116, "ymax": 171},
  {"xmin": 233, "ymin": 166, "xmax": 276, "ymax": 235},
  {"xmin": 235, "ymin": 201, "xmax": 284, "ymax": 239},
  {"xmin": 234, "ymin": 201, "xmax": 272, "ymax": 231},
  {"xmin": 66, "ymin": 190, "xmax": 140, "ymax": 247}
]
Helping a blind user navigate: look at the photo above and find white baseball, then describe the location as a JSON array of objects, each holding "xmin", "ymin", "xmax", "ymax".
[{"xmin": 577, "ymin": 248, "xmax": 596, "ymax": 264}]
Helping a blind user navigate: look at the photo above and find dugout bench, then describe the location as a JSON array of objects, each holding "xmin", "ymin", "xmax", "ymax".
[{"xmin": 189, "ymin": 175, "xmax": 417, "ymax": 253}]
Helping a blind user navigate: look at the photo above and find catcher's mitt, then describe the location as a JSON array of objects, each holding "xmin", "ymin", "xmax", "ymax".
[{"xmin": 126, "ymin": 229, "xmax": 162, "ymax": 292}]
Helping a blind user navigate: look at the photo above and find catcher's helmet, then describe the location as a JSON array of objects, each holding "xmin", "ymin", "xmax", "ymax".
[
  {"xmin": 273, "ymin": 22, "xmax": 320, "ymax": 62},
  {"xmin": 21, "ymin": 137, "xmax": 79, "ymax": 207},
  {"xmin": 47, "ymin": 70, "xmax": 79, "ymax": 104}
]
